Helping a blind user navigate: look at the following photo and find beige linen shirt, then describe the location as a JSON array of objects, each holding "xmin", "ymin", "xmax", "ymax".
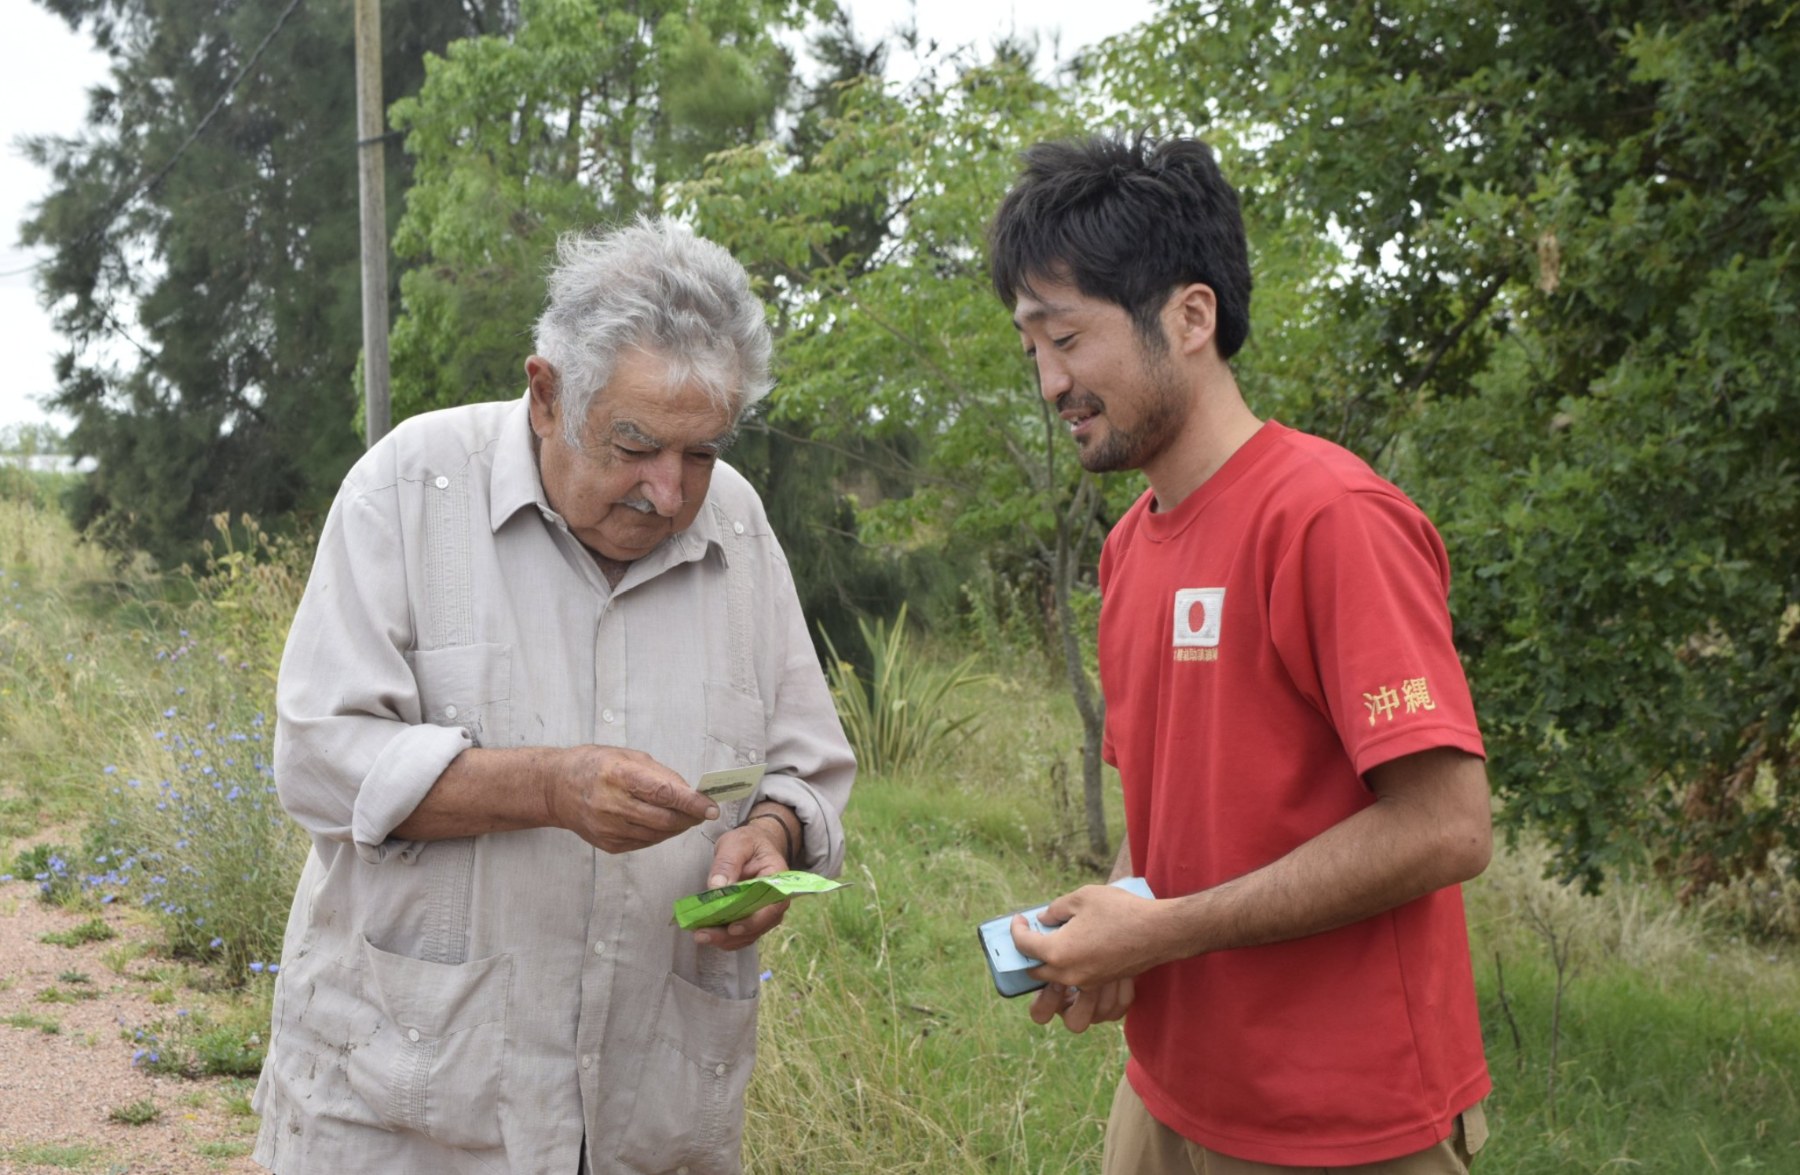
[{"xmin": 252, "ymin": 396, "xmax": 854, "ymax": 1175}]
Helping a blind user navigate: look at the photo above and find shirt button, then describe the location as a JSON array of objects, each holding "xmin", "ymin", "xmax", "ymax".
[
  {"xmin": 407, "ymin": 1028, "xmax": 421, "ymax": 1043},
  {"xmin": 601, "ymin": 708, "xmax": 615, "ymax": 724},
  {"xmin": 732, "ymin": 521, "xmax": 745, "ymax": 535},
  {"xmin": 592, "ymin": 941, "xmax": 605, "ymax": 956},
  {"xmin": 713, "ymin": 1063, "xmax": 727, "ymax": 1077},
  {"xmin": 443, "ymin": 704, "xmax": 458, "ymax": 720},
  {"xmin": 581, "ymin": 1055, "xmax": 593, "ymax": 1070},
  {"xmin": 434, "ymin": 476, "xmax": 449, "ymax": 489}
]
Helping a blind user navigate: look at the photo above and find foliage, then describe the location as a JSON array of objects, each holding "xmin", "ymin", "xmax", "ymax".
[
  {"xmin": 682, "ymin": 50, "xmax": 1130, "ymax": 856},
  {"xmin": 386, "ymin": 0, "xmax": 819, "ymax": 420},
  {"xmin": 21, "ymin": 0, "xmax": 508, "ymax": 566},
  {"xmin": 11, "ymin": 843, "xmax": 87, "ymax": 907},
  {"xmin": 128, "ymin": 999, "xmax": 271, "ymax": 1078},
  {"xmin": 821, "ymin": 604, "xmax": 986, "ymax": 776},
  {"xmin": 1105, "ymin": 0, "xmax": 1800, "ymax": 893},
  {"xmin": 1, "ymin": 492, "xmax": 308, "ymax": 979},
  {"xmin": 89, "ymin": 702, "xmax": 308, "ymax": 979}
]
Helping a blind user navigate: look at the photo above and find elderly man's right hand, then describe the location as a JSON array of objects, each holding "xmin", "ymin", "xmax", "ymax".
[{"xmin": 544, "ymin": 745, "xmax": 718, "ymax": 854}]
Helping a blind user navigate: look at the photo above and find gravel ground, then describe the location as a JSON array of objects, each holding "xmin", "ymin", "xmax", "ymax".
[{"xmin": 0, "ymin": 877, "xmax": 261, "ymax": 1174}]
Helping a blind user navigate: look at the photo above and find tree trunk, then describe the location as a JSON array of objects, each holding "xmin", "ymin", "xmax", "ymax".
[{"xmin": 1053, "ymin": 510, "xmax": 1109, "ymax": 862}]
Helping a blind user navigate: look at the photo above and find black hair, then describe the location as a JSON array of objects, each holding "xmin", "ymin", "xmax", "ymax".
[{"xmin": 988, "ymin": 135, "xmax": 1252, "ymax": 360}]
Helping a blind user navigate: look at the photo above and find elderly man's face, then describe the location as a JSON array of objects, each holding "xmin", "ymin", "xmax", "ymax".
[{"xmin": 527, "ymin": 348, "xmax": 738, "ymax": 564}]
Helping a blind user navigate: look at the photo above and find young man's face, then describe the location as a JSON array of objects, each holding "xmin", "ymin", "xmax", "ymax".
[
  {"xmin": 527, "ymin": 347, "xmax": 738, "ymax": 563},
  {"xmin": 1011, "ymin": 277, "xmax": 1190, "ymax": 475}
]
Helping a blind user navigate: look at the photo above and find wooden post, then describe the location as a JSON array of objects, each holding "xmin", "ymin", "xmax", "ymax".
[{"xmin": 354, "ymin": 0, "xmax": 391, "ymax": 446}]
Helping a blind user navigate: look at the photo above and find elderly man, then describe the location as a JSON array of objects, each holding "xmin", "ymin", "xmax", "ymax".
[{"xmin": 252, "ymin": 219, "xmax": 854, "ymax": 1174}]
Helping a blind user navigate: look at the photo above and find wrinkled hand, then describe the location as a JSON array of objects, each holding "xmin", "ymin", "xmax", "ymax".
[
  {"xmin": 692, "ymin": 817, "xmax": 793, "ymax": 951},
  {"xmin": 1010, "ymin": 883, "xmax": 1165, "ymax": 1033},
  {"xmin": 545, "ymin": 746, "xmax": 716, "ymax": 854}
]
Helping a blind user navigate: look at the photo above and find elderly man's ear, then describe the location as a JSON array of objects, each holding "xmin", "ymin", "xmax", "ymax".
[{"xmin": 525, "ymin": 357, "xmax": 564, "ymax": 437}]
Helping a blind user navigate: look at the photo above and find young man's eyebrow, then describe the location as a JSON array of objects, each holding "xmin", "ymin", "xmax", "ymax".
[{"xmin": 1011, "ymin": 300, "xmax": 1078, "ymax": 330}]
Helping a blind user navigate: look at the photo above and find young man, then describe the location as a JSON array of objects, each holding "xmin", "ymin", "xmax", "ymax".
[{"xmin": 993, "ymin": 137, "xmax": 1493, "ymax": 1173}]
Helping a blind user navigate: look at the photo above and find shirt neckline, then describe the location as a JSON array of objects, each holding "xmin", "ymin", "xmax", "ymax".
[{"xmin": 1139, "ymin": 420, "xmax": 1290, "ymax": 543}]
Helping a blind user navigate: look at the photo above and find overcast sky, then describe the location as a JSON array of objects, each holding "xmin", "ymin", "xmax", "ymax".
[{"xmin": 0, "ymin": 0, "xmax": 1155, "ymax": 436}]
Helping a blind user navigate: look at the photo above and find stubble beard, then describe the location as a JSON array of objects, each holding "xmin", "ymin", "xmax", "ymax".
[{"xmin": 1072, "ymin": 352, "xmax": 1191, "ymax": 475}]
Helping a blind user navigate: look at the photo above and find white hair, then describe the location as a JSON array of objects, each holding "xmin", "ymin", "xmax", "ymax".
[{"xmin": 532, "ymin": 217, "xmax": 774, "ymax": 444}]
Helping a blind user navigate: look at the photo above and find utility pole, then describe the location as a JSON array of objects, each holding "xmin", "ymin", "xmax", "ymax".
[{"xmin": 354, "ymin": 0, "xmax": 391, "ymax": 446}]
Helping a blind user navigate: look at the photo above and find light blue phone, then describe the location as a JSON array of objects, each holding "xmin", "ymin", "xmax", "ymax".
[{"xmin": 977, "ymin": 876, "xmax": 1154, "ymax": 997}]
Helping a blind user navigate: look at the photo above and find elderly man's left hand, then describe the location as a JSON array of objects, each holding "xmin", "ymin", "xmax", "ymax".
[{"xmin": 692, "ymin": 805, "xmax": 799, "ymax": 950}]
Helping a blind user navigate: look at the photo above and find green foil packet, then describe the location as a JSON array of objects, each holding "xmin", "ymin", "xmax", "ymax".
[{"xmin": 673, "ymin": 870, "xmax": 849, "ymax": 930}]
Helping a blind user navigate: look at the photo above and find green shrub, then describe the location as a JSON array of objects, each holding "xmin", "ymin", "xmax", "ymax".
[
  {"xmin": 92, "ymin": 702, "xmax": 308, "ymax": 980},
  {"xmin": 823, "ymin": 603, "xmax": 988, "ymax": 776},
  {"xmin": 40, "ymin": 918, "xmax": 115, "ymax": 947},
  {"xmin": 9, "ymin": 843, "xmax": 88, "ymax": 907},
  {"xmin": 108, "ymin": 1098, "xmax": 161, "ymax": 1125},
  {"xmin": 127, "ymin": 999, "xmax": 269, "ymax": 1079}
]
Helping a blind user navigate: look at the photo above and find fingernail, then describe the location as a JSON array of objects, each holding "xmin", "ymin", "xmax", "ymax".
[
  {"xmin": 710, "ymin": 874, "xmax": 728, "ymax": 888},
  {"xmin": 706, "ymin": 805, "xmax": 720, "ymax": 821}
]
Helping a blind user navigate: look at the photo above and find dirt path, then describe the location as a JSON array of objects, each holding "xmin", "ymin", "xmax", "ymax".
[{"xmin": 0, "ymin": 878, "xmax": 261, "ymax": 1174}]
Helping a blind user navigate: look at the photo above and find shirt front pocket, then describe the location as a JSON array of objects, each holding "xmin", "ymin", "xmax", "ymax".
[
  {"xmin": 699, "ymin": 680, "xmax": 765, "ymax": 842},
  {"xmin": 340, "ymin": 936, "xmax": 514, "ymax": 1151},
  {"xmin": 410, "ymin": 642, "xmax": 512, "ymax": 747},
  {"xmin": 613, "ymin": 970, "xmax": 759, "ymax": 1174}
]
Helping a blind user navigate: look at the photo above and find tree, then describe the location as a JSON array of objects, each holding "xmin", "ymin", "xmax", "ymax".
[
  {"xmin": 1105, "ymin": 0, "xmax": 1800, "ymax": 895},
  {"xmin": 384, "ymin": 0, "xmax": 818, "ymax": 420},
  {"xmin": 22, "ymin": 0, "xmax": 509, "ymax": 566},
  {"xmin": 682, "ymin": 52, "xmax": 1137, "ymax": 858}
]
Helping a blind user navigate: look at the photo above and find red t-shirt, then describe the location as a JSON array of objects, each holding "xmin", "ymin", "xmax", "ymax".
[{"xmin": 1100, "ymin": 421, "xmax": 1490, "ymax": 1166}]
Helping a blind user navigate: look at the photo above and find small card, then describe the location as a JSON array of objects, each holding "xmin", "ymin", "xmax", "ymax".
[
  {"xmin": 977, "ymin": 876, "xmax": 1155, "ymax": 997},
  {"xmin": 673, "ymin": 869, "xmax": 850, "ymax": 930},
  {"xmin": 697, "ymin": 763, "xmax": 765, "ymax": 803}
]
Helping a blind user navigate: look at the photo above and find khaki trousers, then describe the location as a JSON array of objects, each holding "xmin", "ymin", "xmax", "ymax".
[{"xmin": 1103, "ymin": 1076, "xmax": 1488, "ymax": 1175}]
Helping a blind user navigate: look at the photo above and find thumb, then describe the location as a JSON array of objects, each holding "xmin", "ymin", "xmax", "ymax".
[
  {"xmin": 708, "ymin": 834, "xmax": 758, "ymax": 889},
  {"xmin": 1010, "ymin": 912, "xmax": 1050, "ymax": 960}
]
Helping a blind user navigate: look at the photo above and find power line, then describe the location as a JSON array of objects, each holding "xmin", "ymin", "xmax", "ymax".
[{"xmin": 2, "ymin": 0, "xmax": 308, "ymax": 280}]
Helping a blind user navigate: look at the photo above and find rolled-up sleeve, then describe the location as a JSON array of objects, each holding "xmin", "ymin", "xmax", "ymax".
[
  {"xmin": 274, "ymin": 471, "xmax": 465, "ymax": 864},
  {"xmin": 755, "ymin": 552, "xmax": 855, "ymax": 877}
]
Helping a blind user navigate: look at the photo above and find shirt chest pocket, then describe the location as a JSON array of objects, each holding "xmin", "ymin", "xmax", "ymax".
[
  {"xmin": 410, "ymin": 643, "xmax": 513, "ymax": 748},
  {"xmin": 700, "ymin": 680, "xmax": 765, "ymax": 839}
]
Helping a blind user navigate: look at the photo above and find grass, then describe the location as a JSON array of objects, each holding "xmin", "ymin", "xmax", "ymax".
[
  {"xmin": 40, "ymin": 918, "xmax": 116, "ymax": 947},
  {"xmin": 106, "ymin": 1098, "xmax": 160, "ymax": 1126},
  {"xmin": 2, "ymin": 1143, "xmax": 101, "ymax": 1169},
  {"xmin": 4, "ymin": 1011, "xmax": 63, "ymax": 1034},
  {"xmin": 4, "ymin": 471, "xmax": 1800, "ymax": 1172}
]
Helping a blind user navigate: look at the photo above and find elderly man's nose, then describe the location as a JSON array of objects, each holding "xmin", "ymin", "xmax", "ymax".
[{"xmin": 639, "ymin": 457, "xmax": 685, "ymax": 515}]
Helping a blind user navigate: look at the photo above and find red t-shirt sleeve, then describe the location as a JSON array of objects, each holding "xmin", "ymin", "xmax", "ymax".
[{"xmin": 1268, "ymin": 488, "xmax": 1485, "ymax": 777}]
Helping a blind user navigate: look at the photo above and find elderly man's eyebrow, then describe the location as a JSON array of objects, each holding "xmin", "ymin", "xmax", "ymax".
[
  {"xmin": 611, "ymin": 419, "xmax": 662, "ymax": 448},
  {"xmin": 612, "ymin": 418, "xmax": 738, "ymax": 454}
]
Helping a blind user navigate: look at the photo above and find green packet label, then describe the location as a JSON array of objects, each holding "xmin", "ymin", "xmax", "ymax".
[{"xmin": 672, "ymin": 870, "xmax": 850, "ymax": 931}]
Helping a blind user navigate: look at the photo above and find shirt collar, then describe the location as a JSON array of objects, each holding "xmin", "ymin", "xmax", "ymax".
[{"xmin": 490, "ymin": 394, "xmax": 544, "ymax": 532}]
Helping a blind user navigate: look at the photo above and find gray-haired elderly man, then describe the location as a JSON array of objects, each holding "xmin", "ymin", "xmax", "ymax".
[{"xmin": 252, "ymin": 219, "xmax": 855, "ymax": 1175}]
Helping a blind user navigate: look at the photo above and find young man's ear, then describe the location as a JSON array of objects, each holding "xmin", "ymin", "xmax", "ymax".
[{"xmin": 1165, "ymin": 283, "xmax": 1219, "ymax": 358}]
